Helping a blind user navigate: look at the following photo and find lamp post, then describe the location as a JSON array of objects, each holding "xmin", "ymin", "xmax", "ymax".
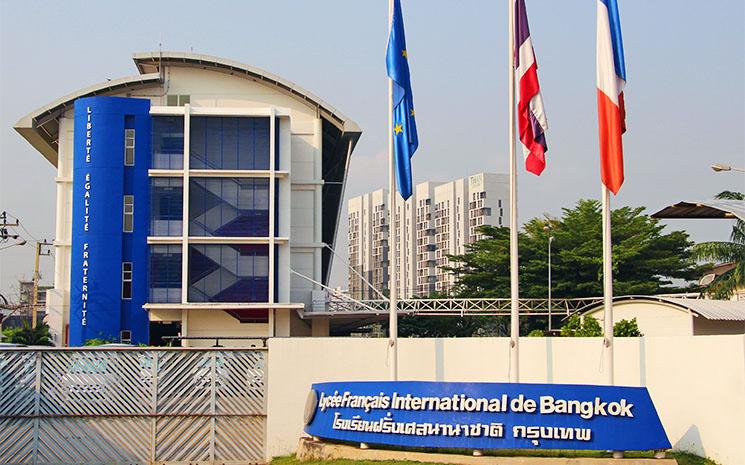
[
  {"xmin": 544, "ymin": 226, "xmax": 555, "ymax": 333},
  {"xmin": 711, "ymin": 164, "xmax": 745, "ymax": 173}
]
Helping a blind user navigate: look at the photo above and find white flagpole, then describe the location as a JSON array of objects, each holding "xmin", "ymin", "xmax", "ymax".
[
  {"xmin": 387, "ymin": 0, "xmax": 398, "ymax": 382},
  {"xmin": 602, "ymin": 185, "xmax": 614, "ymax": 385},
  {"xmin": 508, "ymin": 0, "xmax": 520, "ymax": 383}
]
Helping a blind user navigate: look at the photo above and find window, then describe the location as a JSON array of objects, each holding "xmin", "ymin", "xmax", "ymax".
[
  {"xmin": 149, "ymin": 245, "xmax": 182, "ymax": 303},
  {"xmin": 123, "ymin": 195, "xmax": 134, "ymax": 232},
  {"xmin": 150, "ymin": 178, "xmax": 183, "ymax": 236},
  {"xmin": 190, "ymin": 116, "xmax": 270, "ymax": 170},
  {"xmin": 166, "ymin": 94, "xmax": 190, "ymax": 106},
  {"xmin": 122, "ymin": 262, "xmax": 133, "ymax": 300},
  {"xmin": 152, "ymin": 116, "xmax": 184, "ymax": 169},
  {"xmin": 188, "ymin": 244, "xmax": 270, "ymax": 303},
  {"xmin": 124, "ymin": 128, "xmax": 135, "ymax": 166},
  {"xmin": 189, "ymin": 178, "xmax": 269, "ymax": 237}
]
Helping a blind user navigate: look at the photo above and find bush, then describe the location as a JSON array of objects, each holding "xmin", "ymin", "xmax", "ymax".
[
  {"xmin": 2, "ymin": 322, "xmax": 53, "ymax": 346},
  {"xmin": 560, "ymin": 315, "xmax": 602, "ymax": 337},
  {"xmin": 527, "ymin": 329, "xmax": 545, "ymax": 337},
  {"xmin": 614, "ymin": 318, "xmax": 643, "ymax": 337},
  {"xmin": 83, "ymin": 338, "xmax": 117, "ymax": 346}
]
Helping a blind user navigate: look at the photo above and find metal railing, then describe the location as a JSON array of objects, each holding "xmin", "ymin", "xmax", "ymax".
[
  {"xmin": 319, "ymin": 292, "xmax": 703, "ymax": 317},
  {"xmin": 0, "ymin": 348, "xmax": 266, "ymax": 465}
]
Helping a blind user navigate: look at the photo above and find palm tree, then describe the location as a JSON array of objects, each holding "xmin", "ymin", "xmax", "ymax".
[{"xmin": 692, "ymin": 191, "xmax": 745, "ymax": 298}]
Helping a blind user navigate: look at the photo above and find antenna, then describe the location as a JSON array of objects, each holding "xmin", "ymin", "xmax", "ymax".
[{"xmin": 158, "ymin": 33, "xmax": 164, "ymax": 82}]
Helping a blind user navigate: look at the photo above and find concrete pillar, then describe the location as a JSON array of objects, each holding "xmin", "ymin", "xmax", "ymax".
[{"xmin": 311, "ymin": 318, "xmax": 330, "ymax": 337}]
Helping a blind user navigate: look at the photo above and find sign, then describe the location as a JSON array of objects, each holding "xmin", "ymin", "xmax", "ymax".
[{"xmin": 305, "ymin": 381, "xmax": 670, "ymax": 451}]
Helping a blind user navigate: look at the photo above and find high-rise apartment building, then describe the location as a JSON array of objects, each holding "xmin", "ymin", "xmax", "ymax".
[{"xmin": 347, "ymin": 173, "xmax": 508, "ymax": 299}]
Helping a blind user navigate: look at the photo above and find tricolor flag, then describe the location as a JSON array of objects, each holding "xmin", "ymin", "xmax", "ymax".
[
  {"xmin": 596, "ymin": 0, "xmax": 626, "ymax": 194},
  {"xmin": 515, "ymin": 0, "xmax": 548, "ymax": 176},
  {"xmin": 387, "ymin": 0, "xmax": 419, "ymax": 200}
]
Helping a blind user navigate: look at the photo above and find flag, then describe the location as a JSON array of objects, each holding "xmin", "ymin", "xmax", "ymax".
[
  {"xmin": 386, "ymin": 0, "xmax": 419, "ymax": 200},
  {"xmin": 515, "ymin": 0, "xmax": 548, "ymax": 176},
  {"xmin": 597, "ymin": 0, "xmax": 626, "ymax": 194}
]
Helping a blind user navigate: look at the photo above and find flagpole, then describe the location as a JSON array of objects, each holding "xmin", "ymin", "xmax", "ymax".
[
  {"xmin": 601, "ymin": 185, "xmax": 614, "ymax": 385},
  {"xmin": 387, "ymin": 0, "xmax": 398, "ymax": 382},
  {"xmin": 508, "ymin": 0, "xmax": 520, "ymax": 383}
]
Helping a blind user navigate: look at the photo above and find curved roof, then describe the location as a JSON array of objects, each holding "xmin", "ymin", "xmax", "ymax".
[
  {"xmin": 15, "ymin": 74, "xmax": 162, "ymax": 165},
  {"xmin": 133, "ymin": 52, "xmax": 361, "ymax": 134},
  {"xmin": 15, "ymin": 51, "xmax": 362, "ymax": 166},
  {"xmin": 582, "ymin": 295, "xmax": 745, "ymax": 321}
]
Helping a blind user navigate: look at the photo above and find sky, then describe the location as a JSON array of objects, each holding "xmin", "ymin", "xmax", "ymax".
[{"xmin": 1, "ymin": 0, "xmax": 743, "ymax": 299}]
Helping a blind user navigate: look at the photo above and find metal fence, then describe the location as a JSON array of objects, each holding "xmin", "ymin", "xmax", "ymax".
[{"xmin": 0, "ymin": 348, "xmax": 267, "ymax": 465}]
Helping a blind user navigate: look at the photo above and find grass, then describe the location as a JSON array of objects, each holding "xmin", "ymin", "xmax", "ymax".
[{"xmin": 272, "ymin": 449, "xmax": 721, "ymax": 465}]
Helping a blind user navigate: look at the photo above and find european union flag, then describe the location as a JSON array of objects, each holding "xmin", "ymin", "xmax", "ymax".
[{"xmin": 386, "ymin": 0, "xmax": 418, "ymax": 200}]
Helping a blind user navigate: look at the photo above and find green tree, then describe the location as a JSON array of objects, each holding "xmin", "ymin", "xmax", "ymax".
[
  {"xmin": 1, "ymin": 322, "xmax": 53, "ymax": 346},
  {"xmin": 447, "ymin": 199, "xmax": 703, "ymax": 299},
  {"xmin": 692, "ymin": 191, "xmax": 745, "ymax": 299}
]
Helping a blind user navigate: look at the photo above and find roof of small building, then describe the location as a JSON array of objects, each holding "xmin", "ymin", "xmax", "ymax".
[
  {"xmin": 582, "ymin": 295, "xmax": 745, "ymax": 321},
  {"xmin": 652, "ymin": 200, "xmax": 745, "ymax": 222}
]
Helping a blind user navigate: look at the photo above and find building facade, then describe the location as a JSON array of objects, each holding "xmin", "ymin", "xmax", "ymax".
[
  {"xmin": 347, "ymin": 173, "xmax": 508, "ymax": 299},
  {"xmin": 15, "ymin": 52, "xmax": 361, "ymax": 346}
]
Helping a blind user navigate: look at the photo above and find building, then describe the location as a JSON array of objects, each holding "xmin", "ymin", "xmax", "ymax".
[
  {"xmin": 14, "ymin": 52, "xmax": 361, "ymax": 346},
  {"xmin": 347, "ymin": 173, "xmax": 508, "ymax": 299},
  {"xmin": 17, "ymin": 280, "xmax": 52, "ymax": 317},
  {"xmin": 582, "ymin": 296, "xmax": 745, "ymax": 336}
]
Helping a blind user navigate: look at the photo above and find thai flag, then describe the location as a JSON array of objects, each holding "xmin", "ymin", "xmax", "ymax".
[
  {"xmin": 597, "ymin": 0, "xmax": 626, "ymax": 194},
  {"xmin": 515, "ymin": 0, "xmax": 548, "ymax": 176}
]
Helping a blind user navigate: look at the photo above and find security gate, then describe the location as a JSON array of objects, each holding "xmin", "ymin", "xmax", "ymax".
[{"xmin": 0, "ymin": 348, "xmax": 266, "ymax": 464}]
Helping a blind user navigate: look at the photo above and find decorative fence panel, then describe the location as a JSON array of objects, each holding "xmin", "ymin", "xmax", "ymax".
[{"xmin": 0, "ymin": 348, "xmax": 266, "ymax": 465}]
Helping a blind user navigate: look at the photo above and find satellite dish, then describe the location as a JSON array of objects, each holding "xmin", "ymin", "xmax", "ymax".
[{"xmin": 699, "ymin": 273, "xmax": 716, "ymax": 286}]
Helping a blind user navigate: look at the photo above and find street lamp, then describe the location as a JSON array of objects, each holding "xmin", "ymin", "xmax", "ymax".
[
  {"xmin": 0, "ymin": 237, "xmax": 27, "ymax": 251},
  {"xmin": 544, "ymin": 226, "xmax": 555, "ymax": 333},
  {"xmin": 711, "ymin": 164, "xmax": 745, "ymax": 173}
]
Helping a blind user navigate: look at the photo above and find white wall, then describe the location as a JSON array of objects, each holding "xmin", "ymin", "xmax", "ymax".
[
  {"xmin": 266, "ymin": 336, "xmax": 745, "ymax": 465},
  {"xmin": 586, "ymin": 301, "xmax": 695, "ymax": 336}
]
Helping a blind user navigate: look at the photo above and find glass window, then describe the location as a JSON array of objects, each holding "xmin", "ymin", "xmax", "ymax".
[
  {"xmin": 123, "ymin": 195, "xmax": 134, "ymax": 233},
  {"xmin": 189, "ymin": 178, "xmax": 270, "ymax": 237},
  {"xmin": 190, "ymin": 116, "xmax": 270, "ymax": 170},
  {"xmin": 124, "ymin": 128, "xmax": 135, "ymax": 166},
  {"xmin": 122, "ymin": 262, "xmax": 133, "ymax": 300},
  {"xmin": 152, "ymin": 116, "xmax": 184, "ymax": 169},
  {"xmin": 166, "ymin": 95, "xmax": 190, "ymax": 106},
  {"xmin": 151, "ymin": 178, "xmax": 183, "ymax": 236},
  {"xmin": 188, "ymin": 244, "xmax": 269, "ymax": 303},
  {"xmin": 149, "ymin": 245, "xmax": 182, "ymax": 303}
]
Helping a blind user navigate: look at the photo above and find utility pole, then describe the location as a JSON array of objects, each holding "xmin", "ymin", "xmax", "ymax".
[
  {"xmin": 32, "ymin": 240, "xmax": 53, "ymax": 327},
  {"xmin": 0, "ymin": 211, "xmax": 20, "ymax": 241}
]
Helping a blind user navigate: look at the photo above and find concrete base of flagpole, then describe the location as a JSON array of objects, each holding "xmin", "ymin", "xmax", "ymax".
[{"xmin": 613, "ymin": 451, "xmax": 625, "ymax": 459}]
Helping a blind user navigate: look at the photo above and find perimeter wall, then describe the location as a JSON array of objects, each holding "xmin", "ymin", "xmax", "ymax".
[{"xmin": 266, "ymin": 335, "xmax": 745, "ymax": 465}]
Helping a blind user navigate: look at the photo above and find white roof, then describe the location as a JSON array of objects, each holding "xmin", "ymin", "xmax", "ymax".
[{"xmin": 583, "ymin": 295, "xmax": 745, "ymax": 321}]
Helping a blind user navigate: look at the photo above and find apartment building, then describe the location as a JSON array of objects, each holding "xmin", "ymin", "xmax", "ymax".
[{"xmin": 348, "ymin": 173, "xmax": 508, "ymax": 299}]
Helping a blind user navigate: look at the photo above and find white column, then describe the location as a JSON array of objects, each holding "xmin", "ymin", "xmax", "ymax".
[
  {"xmin": 181, "ymin": 104, "xmax": 191, "ymax": 305},
  {"xmin": 269, "ymin": 109, "xmax": 277, "ymax": 304},
  {"xmin": 313, "ymin": 117, "xmax": 323, "ymax": 290}
]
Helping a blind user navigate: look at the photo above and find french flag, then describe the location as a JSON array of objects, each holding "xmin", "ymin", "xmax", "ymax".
[
  {"xmin": 597, "ymin": 0, "xmax": 626, "ymax": 194},
  {"xmin": 514, "ymin": 0, "xmax": 548, "ymax": 175}
]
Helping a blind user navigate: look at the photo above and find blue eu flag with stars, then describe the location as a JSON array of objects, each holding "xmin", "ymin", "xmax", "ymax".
[{"xmin": 386, "ymin": 0, "xmax": 418, "ymax": 200}]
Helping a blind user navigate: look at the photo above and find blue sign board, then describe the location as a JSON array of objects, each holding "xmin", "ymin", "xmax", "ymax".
[{"xmin": 305, "ymin": 381, "xmax": 670, "ymax": 451}]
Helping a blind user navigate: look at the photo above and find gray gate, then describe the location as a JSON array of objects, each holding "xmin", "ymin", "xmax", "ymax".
[{"xmin": 0, "ymin": 348, "xmax": 266, "ymax": 464}]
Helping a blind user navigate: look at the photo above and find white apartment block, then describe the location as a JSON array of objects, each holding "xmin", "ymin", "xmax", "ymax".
[{"xmin": 348, "ymin": 173, "xmax": 508, "ymax": 299}]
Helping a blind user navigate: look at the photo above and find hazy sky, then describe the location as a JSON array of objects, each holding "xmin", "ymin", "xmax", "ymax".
[{"xmin": 1, "ymin": 1, "xmax": 743, "ymax": 298}]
